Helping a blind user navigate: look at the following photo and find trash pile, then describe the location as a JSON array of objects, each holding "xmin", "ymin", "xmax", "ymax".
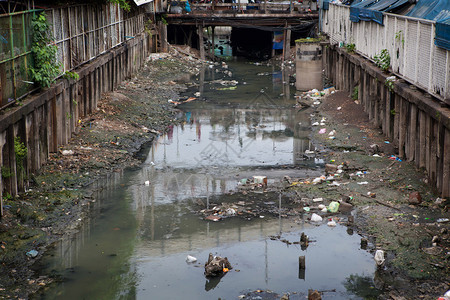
[
  {"xmin": 199, "ymin": 198, "xmax": 279, "ymax": 222},
  {"xmin": 238, "ymin": 175, "xmax": 268, "ymax": 190},
  {"xmin": 204, "ymin": 253, "xmax": 232, "ymax": 277},
  {"xmin": 295, "ymin": 87, "xmax": 335, "ymax": 109}
]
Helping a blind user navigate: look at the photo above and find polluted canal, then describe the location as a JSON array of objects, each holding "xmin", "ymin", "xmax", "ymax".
[{"xmin": 35, "ymin": 59, "xmax": 382, "ymax": 299}]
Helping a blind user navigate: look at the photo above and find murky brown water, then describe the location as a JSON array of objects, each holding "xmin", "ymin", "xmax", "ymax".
[{"xmin": 35, "ymin": 60, "xmax": 381, "ymax": 300}]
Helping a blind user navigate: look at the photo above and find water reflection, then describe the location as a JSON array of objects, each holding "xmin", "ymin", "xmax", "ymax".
[{"xmin": 36, "ymin": 60, "xmax": 381, "ymax": 300}]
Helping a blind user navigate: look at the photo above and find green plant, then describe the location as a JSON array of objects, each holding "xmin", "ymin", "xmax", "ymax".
[
  {"xmin": 345, "ymin": 43, "xmax": 356, "ymax": 54},
  {"xmin": 385, "ymin": 76, "xmax": 396, "ymax": 92},
  {"xmin": 390, "ymin": 109, "xmax": 396, "ymax": 116},
  {"xmin": 352, "ymin": 86, "xmax": 359, "ymax": 100},
  {"xmin": 63, "ymin": 71, "xmax": 79, "ymax": 81},
  {"xmin": 395, "ymin": 30, "xmax": 404, "ymax": 47},
  {"xmin": 30, "ymin": 13, "xmax": 61, "ymax": 88},
  {"xmin": 108, "ymin": 0, "xmax": 131, "ymax": 11},
  {"xmin": 14, "ymin": 136, "xmax": 28, "ymax": 179},
  {"xmin": 66, "ymin": 112, "xmax": 72, "ymax": 120},
  {"xmin": 160, "ymin": 15, "xmax": 168, "ymax": 25},
  {"xmin": 145, "ymin": 19, "xmax": 154, "ymax": 37},
  {"xmin": 2, "ymin": 192, "xmax": 12, "ymax": 201},
  {"xmin": 1, "ymin": 166, "xmax": 13, "ymax": 179},
  {"xmin": 374, "ymin": 49, "xmax": 390, "ymax": 72}
]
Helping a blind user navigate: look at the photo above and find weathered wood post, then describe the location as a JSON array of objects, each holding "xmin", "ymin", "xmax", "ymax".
[
  {"xmin": 198, "ymin": 24, "xmax": 205, "ymax": 60},
  {"xmin": 298, "ymin": 255, "xmax": 306, "ymax": 279},
  {"xmin": 211, "ymin": 26, "xmax": 215, "ymax": 59},
  {"xmin": 284, "ymin": 25, "xmax": 291, "ymax": 61}
]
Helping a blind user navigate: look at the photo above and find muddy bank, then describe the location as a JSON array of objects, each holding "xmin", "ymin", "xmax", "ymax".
[
  {"xmin": 293, "ymin": 89, "xmax": 449, "ymax": 299},
  {"xmin": 0, "ymin": 47, "xmax": 206, "ymax": 299}
]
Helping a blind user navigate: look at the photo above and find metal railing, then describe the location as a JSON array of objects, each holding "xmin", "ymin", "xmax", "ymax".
[{"xmin": 322, "ymin": 4, "xmax": 450, "ymax": 102}]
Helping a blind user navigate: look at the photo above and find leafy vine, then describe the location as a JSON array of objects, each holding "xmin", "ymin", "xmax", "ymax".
[
  {"xmin": 30, "ymin": 13, "xmax": 60, "ymax": 88},
  {"xmin": 374, "ymin": 49, "xmax": 390, "ymax": 73},
  {"xmin": 108, "ymin": 0, "xmax": 131, "ymax": 11}
]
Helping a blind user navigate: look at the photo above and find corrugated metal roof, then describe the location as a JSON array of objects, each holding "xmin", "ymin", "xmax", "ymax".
[
  {"xmin": 349, "ymin": 0, "xmax": 409, "ymax": 24},
  {"xmin": 133, "ymin": 0, "xmax": 153, "ymax": 5},
  {"xmin": 406, "ymin": 0, "xmax": 450, "ymax": 21}
]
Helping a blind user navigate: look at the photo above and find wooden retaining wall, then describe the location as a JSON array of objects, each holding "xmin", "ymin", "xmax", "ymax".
[
  {"xmin": 324, "ymin": 44, "xmax": 450, "ymax": 198},
  {"xmin": 0, "ymin": 32, "xmax": 152, "ymax": 210}
]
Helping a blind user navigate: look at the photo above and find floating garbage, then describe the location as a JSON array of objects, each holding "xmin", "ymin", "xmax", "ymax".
[
  {"xmin": 311, "ymin": 213, "xmax": 323, "ymax": 222},
  {"xmin": 217, "ymin": 86, "xmax": 236, "ymax": 91},
  {"xmin": 327, "ymin": 220, "xmax": 337, "ymax": 227},
  {"xmin": 374, "ymin": 250, "xmax": 385, "ymax": 267},
  {"xmin": 437, "ymin": 218, "xmax": 449, "ymax": 223},
  {"xmin": 318, "ymin": 204, "xmax": 326, "ymax": 210},
  {"xmin": 204, "ymin": 253, "xmax": 232, "ymax": 277},
  {"xmin": 319, "ymin": 128, "xmax": 327, "ymax": 134},
  {"xmin": 186, "ymin": 255, "xmax": 197, "ymax": 263},
  {"xmin": 357, "ymin": 181, "xmax": 369, "ymax": 185},
  {"xmin": 144, "ymin": 180, "xmax": 150, "ymax": 186},
  {"xmin": 205, "ymin": 215, "xmax": 222, "ymax": 222},
  {"xmin": 313, "ymin": 197, "xmax": 323, "ymax": 202}
]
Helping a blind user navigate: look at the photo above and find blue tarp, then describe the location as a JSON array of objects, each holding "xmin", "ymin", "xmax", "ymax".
[
  {"xmin": 406, "ymin": 0, "xmax": 450, "ymax": 20},
  {"xmin": 435, "ymin": 17, "xmax": 450, "ymax": 50},
  {"xmin": 350, "ymin": 0, "xmax": 409, "ymax": 24},
  {"xmin": 406, "ymin": 0, "xmax": 450, "ymax": 50}
]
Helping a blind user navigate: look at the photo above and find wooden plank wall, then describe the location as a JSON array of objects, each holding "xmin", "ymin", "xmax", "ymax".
[
  {"xmin": 0, "ymin": 31, "xmax": 152, "ymax": 203},
  {"xmin": 324, "ymin": 45, "xmax": 450, "ymax": 197}
]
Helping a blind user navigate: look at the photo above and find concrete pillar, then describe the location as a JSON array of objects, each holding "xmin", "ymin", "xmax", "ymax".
[{"xmin": 295, "ymin": 41, "xmax": 323, "ymax": 91}]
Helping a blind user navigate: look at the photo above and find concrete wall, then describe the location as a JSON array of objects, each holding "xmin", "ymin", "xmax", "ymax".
[
  {"xmin": 324, "ymin": 44, "xmax": 450, "ymax": 197},
  {"xmin": 0, "ymin": 32, "xmax": 152, "ymax": 203}
]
